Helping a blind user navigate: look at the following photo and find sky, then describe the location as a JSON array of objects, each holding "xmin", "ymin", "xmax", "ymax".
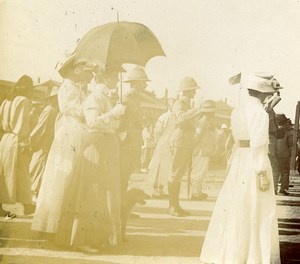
[{"xmin": 0, "ymin": 0, "xmax": 300, "ymax": 119}]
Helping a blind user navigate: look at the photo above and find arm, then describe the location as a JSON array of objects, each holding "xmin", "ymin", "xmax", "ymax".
[
  {"xmin": 248, "ymin": 109, "xmax": 270, "ymax": 190},
  {"xmin": 12, "ymin": 97, "xmax": 31, "ymax": 144},
  {"xmin": 172, "ymin": 101, "xmax": 202, "ymax": 126},
  {"xmin": 58, "ymin": 84, "xmax": 84, "ymax": 119},
  {"xmin": 84, "ymin": 94, "xmax": 125, "ymax": 131}
]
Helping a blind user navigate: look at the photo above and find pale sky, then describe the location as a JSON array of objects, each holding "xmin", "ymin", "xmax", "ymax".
[{"xmin": 0, "ymin": 0, "xmax": 300, "ymax": 119}]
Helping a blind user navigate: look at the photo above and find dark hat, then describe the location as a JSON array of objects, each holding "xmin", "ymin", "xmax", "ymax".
[
  {"xmin": 275, "ymin": 113, "xmax": 289, "ymax": 125},
  {"xmin": 16, "ymin": 75, "xmax": 33, "ymax": 88}
]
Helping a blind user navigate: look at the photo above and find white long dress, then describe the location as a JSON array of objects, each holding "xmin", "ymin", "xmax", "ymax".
[
  {"xmin": 32, "ymin": 80, "xmax": 87, "ymax": 233},
  {"xmin": 200, "ymin": 96, "xmax": 280, "ymax": 264}
]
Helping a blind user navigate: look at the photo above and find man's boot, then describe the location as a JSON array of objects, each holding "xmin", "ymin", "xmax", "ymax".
[
  {"xmin": 167, "ymin": 182, "xmax": 189, "ymax": 217},
  {"xmin": 173, "ymin": 181, "xmax": 190, "ymax": 216}
]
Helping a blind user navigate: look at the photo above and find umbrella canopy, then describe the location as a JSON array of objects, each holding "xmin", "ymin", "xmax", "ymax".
[{"xmin": 74, "ymin": 21, "xmax": 166, "ymax": 68}]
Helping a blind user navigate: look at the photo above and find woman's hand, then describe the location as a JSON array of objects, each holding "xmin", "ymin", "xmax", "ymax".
[{"xmin": 257, "ymin": 171, "xmax": 270, "ymax": 191}]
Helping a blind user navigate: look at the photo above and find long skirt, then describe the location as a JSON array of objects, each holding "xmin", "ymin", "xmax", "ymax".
[
  {"xmin": 0, "ymin": 133, "xmax": 32, "ymax": 204},
  {"xmin": 144, "ymin": 128, "xmax": 173, "ymax": 196},
  {"xmin": 30, "ymin": 149, "xmax": 48, "ymax": 197},
  {"xmin": 55, "ymin": 132, "xmax": 121, "ymax": 247},
  {"xmin": 32, "ymin": 117, "xmax": 87, "ymax": 233},
  {"xmin": 200, "ymin": 147, "xmax": 280, "ymax": 264}
]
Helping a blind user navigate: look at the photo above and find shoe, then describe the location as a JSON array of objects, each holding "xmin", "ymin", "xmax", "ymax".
[
  {"xmin": 278, "ymin": 190, "xmax": 289, "ymax": 196},
  {"xmin": 167, "ymin": 206, "xmax": 189, "ymax": 217},
  {"xmin": 191, "ymin": 193, "xmax": 208, "ymax": 201},
  {"xmin": 4, "ymin": 212, "xmax": 16, "ymax": 220},
  {"xmin": 129, "ymin": 213, "xmax": 140, "ymax": 218},
  {"xmin": 75, "ymin": 245, "xmax": 100, "ymax": 254},
  {"xmin": 140, "ymin": 168, "xmax": 148, "ymax": 173}
]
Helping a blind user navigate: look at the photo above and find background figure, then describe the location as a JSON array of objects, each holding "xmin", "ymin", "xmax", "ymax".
[
  {"xmin": 190, "ymin": 100, "xmax": 216, "ymax": 201},
  {"xmin": 29, "ymin": 88, "xmax": 59, "ymax": 202},
  {"xmin": 215, "ymin": 124, "xmax": 230, "ymax": 167},
  {"xmin": 55, "ymin": 64, "xmax": 125, "ymax": 252},
  {"xmin": 32, "ymin": 55, "xmax": 94, "ymax": 234},
  {"xmin": 140, "ymin": 119, "xmax": 155, "ymax": 173},
  {"xmin": 146, "ymin": 98, "xmax": 175, "ymax": 197},
  {"xmin": 200, "ymin": 73, "xmax": 280, "ymax": 264},
  {"xmin": 275, "ymin": 114, "xmax": 293, "ymax": 195},
  {"xmin": 118, "ymin": 66, "xmax": 149, "ymax": 217},
  {"xmin": 0, "ymin": 75, "xmax": 35, "ymax": 218},
  {"xmin": 168, "ymin": 76, "xmax": 202, "ymax": 217}
]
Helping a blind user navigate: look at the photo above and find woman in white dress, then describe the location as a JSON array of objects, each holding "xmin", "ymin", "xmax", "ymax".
[
  {"xmin": 145, "ymin": 98, "xmax": 175, "ymax": 197},
  {"xmin": 31, "ymin": 55, "xmax": 95, "ymax": 233},
  {"xmin": 200, "ymin": 73, "xmax": 281, "ymax": 264},
  {"xmin": 54, "ymin": 65, "xmax": 125, "ymax": 252}
]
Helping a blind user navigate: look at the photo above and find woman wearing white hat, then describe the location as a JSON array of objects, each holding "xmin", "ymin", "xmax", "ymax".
[
  {"xmin": 32, "ymin": 54, "xmax": 95, "ymax": 234},
  {"xmin": 54, "ymin": 63, "xmax": 126, "ymax": 252},
  {"xmin": 200, "ymin": 73, "xmax": 280, "ymax": 263}
]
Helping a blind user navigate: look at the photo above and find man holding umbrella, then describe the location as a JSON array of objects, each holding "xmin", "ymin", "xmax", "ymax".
[{"xmin": 168, "ymin": 77, "xmax": 202, "ymax": 217}]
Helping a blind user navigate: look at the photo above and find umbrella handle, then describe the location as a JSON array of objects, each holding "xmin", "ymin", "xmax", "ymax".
[{"xmin": 119, "ymin": 71, "xmax": 122, "ymax": 103}]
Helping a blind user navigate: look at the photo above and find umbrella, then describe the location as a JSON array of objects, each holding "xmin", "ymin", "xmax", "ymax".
[{"xmin": 74, "ymin": 21, "xmax": 166, "ymax": 68}]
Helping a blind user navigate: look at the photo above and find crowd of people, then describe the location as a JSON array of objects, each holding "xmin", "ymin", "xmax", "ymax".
[{"xmin": 0, "ymin": 53, "xmax": 299, "ymax": 262}]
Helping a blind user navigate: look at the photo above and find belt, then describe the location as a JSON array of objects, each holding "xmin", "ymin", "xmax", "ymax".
[{"xmin": 239, "ymin": 140, "xmax": 250, "ymax": 148}]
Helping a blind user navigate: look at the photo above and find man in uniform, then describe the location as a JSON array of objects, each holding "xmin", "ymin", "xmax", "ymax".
[
  {"xmin": 168, "ymin": 76, "xmax": 202, "ymax": 217},
  {"xmin": 118, "ymin": 66, "xmax": 150, "ymax": 217}
]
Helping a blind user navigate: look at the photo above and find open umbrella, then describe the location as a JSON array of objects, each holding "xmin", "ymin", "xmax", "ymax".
[{"xmin": 74, "ymin": 21, "xmax": 166, "ymax": 68}]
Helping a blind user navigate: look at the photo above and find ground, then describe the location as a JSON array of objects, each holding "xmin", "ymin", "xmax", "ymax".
[{"xmin": 0, "ymin": 169, "xmax": 299, "ymax": 264}]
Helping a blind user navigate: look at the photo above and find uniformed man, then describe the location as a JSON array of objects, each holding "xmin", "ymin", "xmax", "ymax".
[
  {"xmin": 168, "ymin": 76, "xmax": 202, "ymax": 217},
  {"xmin": 118, "ymin": 66, "xmax": 149, "ymax": 217}
]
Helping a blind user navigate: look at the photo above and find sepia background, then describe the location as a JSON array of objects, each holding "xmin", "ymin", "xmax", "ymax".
[
  {"xmin": 0, "ymin": 1, "xmax": 299, "ymax": 263},
  {"xmin": 1, "ymin": 0, "xmax": 300, "ymax": 118}
]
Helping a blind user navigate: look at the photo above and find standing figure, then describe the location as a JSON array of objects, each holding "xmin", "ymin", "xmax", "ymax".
[
  {"xmin": 31, "ymin": 55, "xmax": 95, "ymax": 233},
  {"xmin": 54, "ymin": 64, "xmax": 125, "ymax": 252},
  {"xmin": 190, "ymin": 100, "xmax": 216, "ymax": 201},
  {"xmin": 29, "ymin": 88, "xmax": 59, "ymax": 202},
  {"xmin": 118, "ymin": 66, "xmax": 148, "ymax": 215},
  {"xmin": 168, "ymin": 76, "xmax": 202, "ymax": 217},
  {"xmin": 140, "ymin": 119, "xmax": 155, "ymax": 173},
  {"xmin": 200, "ymin": 73, "xmax": 280, "ymax": 264},
  {"xmin": 267, "ymin": 79, "xmax": 284, "ymax": 195},
  {"xmin": 0, "ymin": 75, "xmax": 35, "ymax": 218},
  {"xmin": 275, "ymin": 114, "xmax": 293, "ymax": 195},
  {"xmin": 146, "ymin": 98, "xmax": 176, "ymax": 197}
]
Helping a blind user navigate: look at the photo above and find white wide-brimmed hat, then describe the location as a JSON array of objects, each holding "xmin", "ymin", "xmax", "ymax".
[{"xmin": 241, "ymin": 72, "xmax": 277, "ymax": 93}]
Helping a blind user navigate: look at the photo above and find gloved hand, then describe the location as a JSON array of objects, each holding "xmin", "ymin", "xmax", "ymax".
[
  {"xmin": 257, "ymin": 171, "xmax": 270, "ymax": 191},
  {"xmin": 110, "ymin": 102, "xmax": 125, "ymax": 119}
]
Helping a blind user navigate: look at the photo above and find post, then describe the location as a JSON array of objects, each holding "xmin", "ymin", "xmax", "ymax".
[
  {"xmin": 290, "ymin": 101, "xmax": 300, "ymax": 171},
  {"xmin": 119, "ymin": 71, "xmax": 122, "ymax": 103}
]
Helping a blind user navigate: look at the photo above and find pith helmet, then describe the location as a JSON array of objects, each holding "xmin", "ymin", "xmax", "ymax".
[
  {"xmin": 200, "ymin": 100, "xmax": 216, "ymax": 112},
  {"xmin": 179, "ymin": 76, "xmax": 200, "ymax": 92},
  {"xmin": 124, "ymin": 66, "xmax": 150, "ymax": 82}
]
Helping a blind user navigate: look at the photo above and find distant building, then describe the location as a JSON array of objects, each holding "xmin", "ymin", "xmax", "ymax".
[
  {"xmin": 213, "ymin": 100, "xmax": 233, "ymax": 128},
  {"xmin": 33, "ymin": 80, "xmax": 61, "ymax": 102},
  {"xmin": 0, "ymin": 80, "xmax": 15, "ymax": 104}
]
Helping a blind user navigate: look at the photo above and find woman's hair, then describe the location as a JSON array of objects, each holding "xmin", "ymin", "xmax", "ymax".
[
  {"xmin": 248, "ymin": 89, "xmax": 261, "ymax": 98},
  {"xmin": 9, "ymin": 75, "xmax": 33, "ymax": 100}
]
